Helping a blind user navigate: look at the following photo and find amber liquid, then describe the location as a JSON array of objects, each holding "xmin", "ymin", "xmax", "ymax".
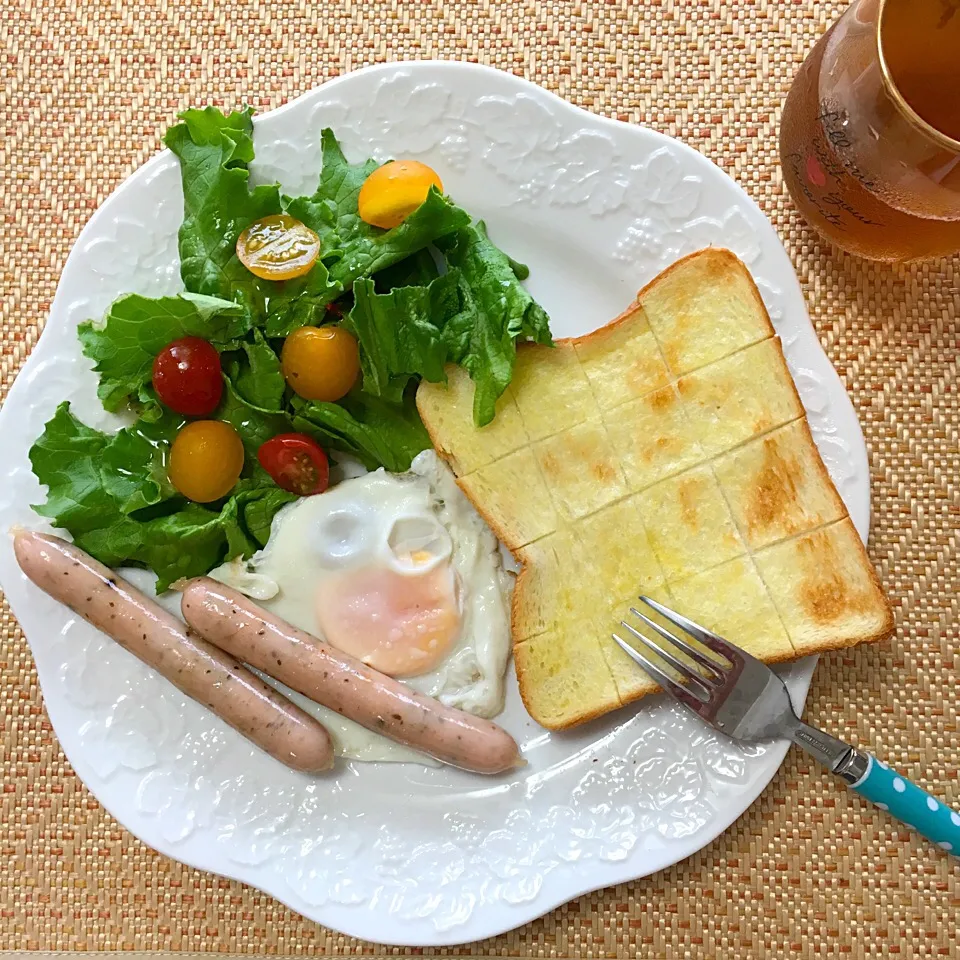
[{"xmin": 780, "ymin": 29, "xmax": 960, "ymax": 261}]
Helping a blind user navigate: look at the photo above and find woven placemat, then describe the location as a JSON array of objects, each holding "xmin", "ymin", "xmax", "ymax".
[{"xmin": 2, "ymin": 0, "xmax": 958, "ymax": 954}]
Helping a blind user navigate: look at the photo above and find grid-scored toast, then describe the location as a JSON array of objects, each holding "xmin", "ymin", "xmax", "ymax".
[{"xmin": 417, "ymin": 249, "xmax": 894, "ymax": 729}]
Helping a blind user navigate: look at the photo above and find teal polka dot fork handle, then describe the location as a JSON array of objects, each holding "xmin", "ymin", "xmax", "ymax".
[
  {"xmin": 840, "ymin": 751, "xmax": 960, "ymax": 854},
  {"xmin": 613, "ymin": 596, "xmax": 960, "ymax": 861}
]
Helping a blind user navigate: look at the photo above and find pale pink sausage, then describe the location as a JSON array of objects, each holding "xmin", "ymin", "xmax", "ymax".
[
  {"xmin": 14, "ymin": 532, "xmax": 334, "ymax": 774},
  {"xmin": 181, "ymin": 577, "xmax": 522, "ymax": 774}
]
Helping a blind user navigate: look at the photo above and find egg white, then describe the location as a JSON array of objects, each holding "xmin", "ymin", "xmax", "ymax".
[{"xmin": 209, "ymin": 450, "xmax": 513, "ymax": 764}]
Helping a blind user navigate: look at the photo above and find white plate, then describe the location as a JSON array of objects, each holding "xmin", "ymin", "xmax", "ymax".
[{"xmin": 0, "ymin": 62, "xmax": 870, "ymax": 946}]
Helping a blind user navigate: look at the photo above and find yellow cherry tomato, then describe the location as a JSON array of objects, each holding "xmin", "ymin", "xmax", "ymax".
[
  {"xmin": 236, "ymin": 213, "xmax": 321, "ymax": 281},
  {"xmin": 168, "ymin": 421, "xmax": 245, "ymax": 503},
  {"xmin": 357, "ymin": 160, "xmax": 443, "ymax": 229},
  {"xmin": 281, "ymin": 326, "xmax": 360, "ymax": 403}
]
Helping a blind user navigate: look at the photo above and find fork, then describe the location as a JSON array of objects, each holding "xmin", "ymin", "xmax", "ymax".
[{"xmin": 614, "ymin": 597, "xmax": 960, "ymax": 856}]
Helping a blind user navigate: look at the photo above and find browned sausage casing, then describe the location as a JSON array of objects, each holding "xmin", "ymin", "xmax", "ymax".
[
  {"xmin": 181, "ymin": 577, "xmax": 522, "ymax": 775},
  {"xmin": 14, "ymin": 532, "xmax": 334, "ymax": 774}
]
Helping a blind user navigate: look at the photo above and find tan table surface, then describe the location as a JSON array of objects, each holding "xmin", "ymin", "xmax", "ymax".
[{"xmin": 2, "ymin": 0, "xmax": 959, "ymax": 955}]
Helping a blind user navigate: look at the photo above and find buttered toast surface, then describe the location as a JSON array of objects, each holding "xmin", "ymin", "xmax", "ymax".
[{"xmin": 417, "ymin": 249, "xmax": 893, "ymax": 730}]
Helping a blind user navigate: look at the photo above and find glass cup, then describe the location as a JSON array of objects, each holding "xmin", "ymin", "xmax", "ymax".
[{"xmin": 779, "ymin": 0, "xmax": 960, "ymax": 261}]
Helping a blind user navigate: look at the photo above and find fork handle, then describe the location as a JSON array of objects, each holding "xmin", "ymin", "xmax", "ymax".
[{"xmin": 841, "ymin": 752, "xmax": 960, "ymax": 855}]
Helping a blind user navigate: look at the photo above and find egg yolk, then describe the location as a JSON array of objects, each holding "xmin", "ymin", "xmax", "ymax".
[{"xmin": 315, "ymin": 563, "xmax": 461, "ymax": 677}]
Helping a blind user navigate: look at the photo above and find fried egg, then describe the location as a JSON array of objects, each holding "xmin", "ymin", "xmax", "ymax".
[{"xmin": 209, "ymin": 450, "xmax": 513, "ymax": 764}]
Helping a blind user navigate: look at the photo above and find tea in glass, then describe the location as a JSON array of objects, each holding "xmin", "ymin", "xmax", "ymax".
[{"xmin": 780, "ymin": 0, "xmax": 960, "ymax": 261}]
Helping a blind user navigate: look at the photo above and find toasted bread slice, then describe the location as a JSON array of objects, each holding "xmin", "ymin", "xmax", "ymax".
[
  {"xmin": 636, "ymin": 463, "xmax": 745, "ymax": 581},
  {"xmin": 415, "ymin": 367, "xmax": 529, "ymax": 475},
  {"xmin": 713, "ymin": 418, "xmax": 847, "ymax": 550},
  {"xmin": 602, "ymin": 383, "xmax": 705, "ymax": 491},
  {"xmin": 514, "ymin": 624, "xmax": 621, "ymax": 729},
  {"xmin": 417, "ymin": 249, "xmax": 894, "ymax": 729},
  {"xmin": 675, "ymin": 338, "xmax": 805, "ymax": 458},
  {"xmin": 667, "ymin": 555, "xmax": 796, "ymax": 663},
  {"xmin": 752, "ymin": 519, "xmax": 894, "ymax": 656},
  {"xmin": 639, "ymin": 247, "xmax": 774, "ymax": 374},
  {"xmin": 533, "ymin": 419, "xmax": 628, "ymax": 522},
  {"xmin": 572, "ymin": 301, "xmax": 670, "ymax": 409},
  {"xmin": 456, "ymin": 448, "xmax": 559, "ymax": 549}
]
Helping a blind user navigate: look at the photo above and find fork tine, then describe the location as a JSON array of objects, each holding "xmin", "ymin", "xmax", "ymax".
[
  {"xmin": 615, "ymin": 624, "xmax": 711, "ymax": 707},
  {"xmin": 629, "ymin": 608, "xmax": 726, "ymax": 681},
  {"xmin": 639, "ymin": 595, "xmax": 752, "ymax": 665}
]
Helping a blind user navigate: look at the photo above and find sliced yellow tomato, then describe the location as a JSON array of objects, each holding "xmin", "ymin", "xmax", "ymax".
[
  {"xmin": 281, "ymin": 326, "xmax": 360, "ymax": 403},
  {"xmin": 358, "ymin": 160, "xmax": 443, "ymax": 229},
  {"xmin": 236, "ymin": 213, "xmax": 320, "ymax": 281},
  {"xmin": 168, "ymin": 420, "xmax": 245, "ymax": 503}
]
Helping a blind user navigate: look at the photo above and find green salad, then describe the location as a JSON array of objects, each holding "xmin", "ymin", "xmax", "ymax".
[{"xmin": 30, "ymin": 106, "xmax": 553, "ymax": 591}]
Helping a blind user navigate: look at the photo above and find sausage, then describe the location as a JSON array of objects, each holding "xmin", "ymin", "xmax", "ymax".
[
  {"xmin": 13, "ymin": 532, "xmax": 334, "ymax": 774},
  {"xmin": 181, "ymin": 577, "xmax": 522, "ymax": 774}
]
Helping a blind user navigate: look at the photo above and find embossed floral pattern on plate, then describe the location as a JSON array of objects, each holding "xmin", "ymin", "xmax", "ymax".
[{"xmin": 0, "ymin": 62, "xmax": 870, "ymax": 946}]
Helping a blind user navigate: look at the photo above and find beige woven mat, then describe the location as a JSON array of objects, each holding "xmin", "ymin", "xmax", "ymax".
[{"xmin": 2, "ymin": 0, "xmax": 959, "ymax": 954}]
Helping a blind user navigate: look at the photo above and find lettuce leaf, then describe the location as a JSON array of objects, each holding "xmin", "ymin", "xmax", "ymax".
[
  {"xmin": 222, "ymin": 329, "xmax": 285, "ymax": 411},
  {"xmin": 262, "ymin": 260, "xmax": 342, "ymax": 337},
  {"xmin": 438, "ymin": 222, "xmax": 553, "ymax": 425},
  {"xmin": 226, "ymin": 479, "xmax": 298, "ymax": 553},
  {"xmin": 305, "ymin": 128, "xmax": 469, "ymax": 286},
  {"xmin": 240, "ymin": 483, "xmax": 297, "ymax": 547},
  {"xmin": 98, "ymin": 411, "xmax": 183, "ymax": 514},
  {"xmin": 344, "ymin": 275, "xmax": 457, "ymax": 402},
  {"xmin": 29, "ymin": 403, "xmax": 295, "ymax": 591},
  {"xmin": 290, "ymin": 389, "xmax": 429, "ymax": 472},
  {"xmin": 373, "ymin": 248, "xmax": 441, "ymax": 291},
  {"xmin": 29, "ymin": 404, "xmax": 150, "ymax": 536},
  {"xmin": 345, "ymin": 226, "xmax": 554, "ymax": 426},
  {"xmin": 266, "ymin": 130, "xmax": 470, "ymax": 336},
  {"xmin": 78, "ymin": 292, "xmax": 248, "ymax": 418},
  {"xmin": 213, "ymin": 376, "xmax": 293, "ymax": 458},
  {"xmin": 29, "ymin": 111, "xmax": 555, "ymax": 592},
  {"xmin": 164, "ymin": 107, "xmax": 282, "ymax": 321},
  {"xmin": 329, "ymin": 187, "xmax": 469, "ymax": 290}
]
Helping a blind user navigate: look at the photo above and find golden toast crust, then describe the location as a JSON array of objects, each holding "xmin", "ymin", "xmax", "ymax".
[{"xmin": 417, "ymin": 249, "xmax": 894, "ymax": 730}]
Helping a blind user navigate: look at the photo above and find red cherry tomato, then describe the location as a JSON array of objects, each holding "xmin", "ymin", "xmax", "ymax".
[
  {"xmin": 152, "ymin": 337, "xmax": 223, "ymax": 416},
  {"xmin": 257, "ymin": 433, "xmax": 330, "ymax": 496}
]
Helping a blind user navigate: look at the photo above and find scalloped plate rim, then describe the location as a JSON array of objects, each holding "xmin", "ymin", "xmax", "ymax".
[{"xmin": 0, "ymin": 61, "xmax": 869, "ymax": 947}]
